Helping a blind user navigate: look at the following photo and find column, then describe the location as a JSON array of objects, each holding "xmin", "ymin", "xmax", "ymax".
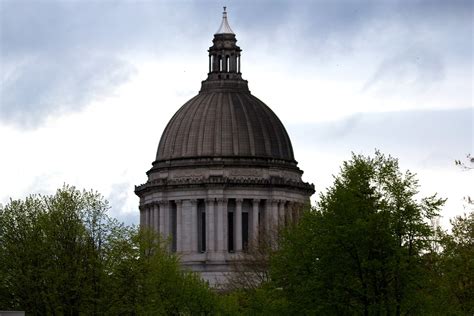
[
  {"xmin": 278, "ymin": 201, "xmax": 286, "ymax": 226},
  {"xmin": 176, "ymin": 200, "xmax": 183, "ymax": 252},
  {"xmin": 181, "ymin": 200, "xmax": 191, "ymax": 252},
  {"xmin": 159, "ymin": 201, "xmax": 165, "ymax": 236},
  {"xmin": 287, "ymin": 201, "xmax": 294, "ymax": 225},
  {"xmin": 153, "ymin": 204, "xmax": 159, "ymax": 232},
  {"xmin": 206, "ymin": 198, "xmax": 215, "ymax": 252},
  {"xmin": 190, "ymin": 199, "xmax": 198, "ymax": 253},
  {"xmin": 191, "ymin": 200, "xmax": 198, "ymax": 252},
  {"xmin": 161, "ymin": 201, "xmax": 170, "ymax": 238},
  {"xmin": 146, "ymin": 205, "xmax": 151, "ymax": 228},
  {"xmin": 271, "ymin": 200, "xmax": 279, "ymax": 228},
  {"xmin": 264, "ymin": 200, "xmax": 271, "ymax": 234},
  {"xmin": 251, "ymin": 199, "xmax": 260, "ymax": 243},
  {"xmin": 235, "ymin": 199, "xmax": 243, "ymax": 252},
  {"xmin": 216, "ymin": 198, "xmax": 227, "ymax": 252},
  {"xmin": 139, "ymin": 206, "xmax": 145, "ymax": 228}
]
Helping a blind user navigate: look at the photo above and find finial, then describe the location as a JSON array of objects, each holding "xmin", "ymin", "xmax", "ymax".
[{"xmin": 215, "ymin": 6, "xmax": 234, "ymax": 35}]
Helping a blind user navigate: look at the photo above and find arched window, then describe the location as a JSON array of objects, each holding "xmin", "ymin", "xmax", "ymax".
[
  {"xmin": 219, "ymin": 56, "xmax": 223, "ymax": 71},
  {"xmin": 209, "ymin": 55, "xmax": 214, "ymax": 72},
  {"xmin": 226, "ymin": 55, "xmax": 230, "ymax": 72},
  {"xmin": 236, "ymin": 56, "xmax": 240, "ymax": 73}
]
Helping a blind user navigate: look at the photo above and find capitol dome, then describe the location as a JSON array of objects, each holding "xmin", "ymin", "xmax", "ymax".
[
  {"xmin": 156, "ymin": 87, "xmax": 295, "ymax": 163},
  {"xmin": 136, "ymin": 8, "xmax": 314, "ymax": 287}
]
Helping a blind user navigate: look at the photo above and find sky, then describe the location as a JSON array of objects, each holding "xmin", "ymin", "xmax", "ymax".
[{"xmin": 0, "ymin": 0, "xmax": 472, "ymax": 228}]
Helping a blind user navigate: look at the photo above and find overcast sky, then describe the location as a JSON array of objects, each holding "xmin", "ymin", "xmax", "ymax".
[{"xmin": 0, "ymin": 0, "xmax": 472, "ymax": 228}]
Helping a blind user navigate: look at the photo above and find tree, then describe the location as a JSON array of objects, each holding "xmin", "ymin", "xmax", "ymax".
[
  {"xmin": 0, "ymin": 185, "xmax": 114, "ymax": 314},
  {"xmin": 271, "ymin": 151, "xmax": 445, "ymax": 315},
  {"xmin": 0, "ymin": 185, "xmax": 219, "ymax": 314},
  {"xmin": 436, "ymin": 213, "xmax": 474, "ymax": 314}
]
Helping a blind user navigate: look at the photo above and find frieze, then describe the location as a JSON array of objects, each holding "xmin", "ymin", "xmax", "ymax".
[{"xmin": 135, "ymin": 175, "xmax": 315, "ymax": 195}]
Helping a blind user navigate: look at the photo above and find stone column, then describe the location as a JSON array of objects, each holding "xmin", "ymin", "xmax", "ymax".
[
  {"xmin": 153, "ymin": 204, "xmax": 159, "ymax": 232},
  {"xmin": 251, "ymin": 199, "xmax": 260, "ymax": 243},
  {"xmin": 287, "ymin": 201, "xmax": 294, "ymax": 225},
  {"xmin": 278, "ymin": 200, "xmax": 286, "ymax": 226},
  {"xmin": 176, "ymin": 200, "xmax": 183, "ymax": 252},
  {"xmin": 162, "ymin": 201, "xmax": 170, "ymax": 238},
  {"xmin": 159, "ymin": 201, "xmax": 166, "ymax": 236},
  {"xmin": 264, "ymin": 200, "xmax": 271, "ymax": 234},
  {"xmin": 216, "ymin": 198, "xmax": 227, "ymax": 252},
  {"xmin": 271, "ymin": 200, "xmax": 279, "ymax": 228},
  {"xmin": 190, "ymin": 199, "xmax": 198, "ymax": 253},
  {"xmin": 206, "ymin": 198, "xmax": 215, "ymax": 252},
  {"xmin": 139, "ymin": 206, "xmax": 145, "ymax": 228},
  {"xmin": 181, "ymin": 200, "xmax": 192, "ymax": 253},
  {"xmin": 146, "ymin": 205, "xmax": 152, "ymax": 228},
  {"xmin": 235, "ymin": 199, "xmax": 243, "ymax": 252}
]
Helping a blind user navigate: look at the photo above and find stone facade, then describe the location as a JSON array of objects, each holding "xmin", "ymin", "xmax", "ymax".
[{"xmin": 135, "ymin": 9, "xmax": 314, "ymax": 286}]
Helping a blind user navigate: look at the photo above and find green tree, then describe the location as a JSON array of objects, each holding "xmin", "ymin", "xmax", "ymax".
[
  {"xmin": 104, "ymin": 227, "xmax": 219, "ymax": 315},
  {"xmin": 0, "ymin": 185, "xmax": 114, "ymax": 314},
  {"xmin": 436, "ymin": 213, "xmax": 474, "ymax": 314},
  {"xmin": 0, "ymin": 185, "xmax": 219, "ymax": 314},
  {"xmin": 271, "ymin": 151, "xmax": 445, "ymax": 315}
]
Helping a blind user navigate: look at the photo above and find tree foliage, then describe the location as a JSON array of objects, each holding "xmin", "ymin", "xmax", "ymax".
[
  {"xmin": 434, "ymin": 213, "xmax": 474, "ymax": 314},
  {"xmin": 0, "ymin": 185, "xmax": 217, "ymax": 314},
  {"xmin": 271, "ymin": 151, "xmax": 445, "ymax": 315}
]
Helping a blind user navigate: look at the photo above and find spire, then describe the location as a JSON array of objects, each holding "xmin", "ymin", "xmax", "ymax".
[{"xmin": 215, "ymin": 6, "xmax": 234, "ymax": 35}]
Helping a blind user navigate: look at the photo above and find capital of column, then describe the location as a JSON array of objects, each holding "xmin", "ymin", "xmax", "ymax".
[
  {"xmin": 252, "ymin": 198, "xmax": 260, "ymax": 207},
  {"xmin": 216, "ymin": 198, "xmax": 228, "ymax": 204},
  {"xmin": 158, "ymin": 200, "xmax": 169, "ymax": 206},
  {"xmin": 174, "ymin": 200, "xmax": 183, "ymax": 206},
  {"xmin": 236, "ymin": 198, "xmax": 244, "ymax": 205},
  {"xmin": 205, "ymin": 198, "xmax": 216, "ymax": 203},
  {"xmin": 270, "ymin": 199, "xmax": 279, "ymax": 206},
  {"xmin": 189, "ymin": 199, "xmax": 198, "ymax": 206}
]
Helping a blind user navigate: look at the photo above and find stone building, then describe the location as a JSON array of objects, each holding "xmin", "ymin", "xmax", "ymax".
[{"xmin": 135, "ymin": 8, "xmax": 314, "ymax": 284}]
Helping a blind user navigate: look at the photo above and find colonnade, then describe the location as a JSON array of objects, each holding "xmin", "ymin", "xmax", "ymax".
[{"xmin": 139, "ymin": 198, "xmax": 302, "ymax": 254}]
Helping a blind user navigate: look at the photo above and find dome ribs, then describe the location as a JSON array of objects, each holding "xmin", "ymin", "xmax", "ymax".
[
  {"xmin": 242, "ymin": 93, "xmax": 268, "ymax": 157},
  {"xmin": 197, "ymin": 93, "xmax": 215, "ymax": 156},
  {"xmin": 232, "ymin": 93, "xmax": 252, "ymax": 156},
  {"xmin": 183, "ymin": 93, "xmax": 213, "ymax": 157},
  {"xmin": 214, "ymin": 92, "xmax": 223, "ymax": 156},
  {"xmin": 227, "ymin": 93, "xmax": 240, "ymax": 156},
  {"xmin": 159, "ymin": 96, "xmax": 197, "ymax": 160},
  {"xmin": 236, "ymin": 93, "xmax": 258, "ymax": 156},
  {"xmin": 255, "ymin": 97, "xmax": 284, "ymax": 159},
  {"xmin": 155, "ymin": 89, "xmax": 295, "ymax": 162},
  {"xmin": 221, "ymin": 92, "xmax": 233, "ymax": 155}
]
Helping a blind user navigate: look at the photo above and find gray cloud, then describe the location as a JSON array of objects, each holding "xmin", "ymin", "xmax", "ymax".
[
  {"xmin": 362, "ymin": 47, "xmax": 445, "ymax": 93},
  {"xmin": 288, "ymin": 108, "xmax": 472, "ymax": 167},
  {"xmin": 1, "ymin": 53, "xmax": 134, "ymax": 128},
  {"xmin": 1, "ymin": 0, "xmax": 471, "ymax": 128}
]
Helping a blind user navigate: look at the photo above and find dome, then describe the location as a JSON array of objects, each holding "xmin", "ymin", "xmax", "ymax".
[
  {"xmin": 136, "ymin": 8, "xmax": 314, "ymax": 287},
  {"xmin": 156, "ymin": 84, "xmax": 295, "ymax": 163}
]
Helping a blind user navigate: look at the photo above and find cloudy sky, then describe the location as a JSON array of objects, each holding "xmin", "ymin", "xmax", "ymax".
[{"xmin": 0, "ymin": 0, "xmax": 472, "ymax": 227}]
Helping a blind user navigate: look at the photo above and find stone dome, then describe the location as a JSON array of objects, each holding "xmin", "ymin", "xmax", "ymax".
[
  {"xmin": 136, "ymin": 8, "xmax": 314, "ymax": 287},
  {"xmin": 156, "ymin": 82, "xmax": 295, "ymax": 163}
]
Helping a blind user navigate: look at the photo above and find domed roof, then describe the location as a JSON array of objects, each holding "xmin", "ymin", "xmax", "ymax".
[
  {"xmin": 155, "ymin": 8, "xmax": 295, "ymax": 164},
  {"xmin": 156, "ymin": 86, "xmax": 295, "ymax": 162}
]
